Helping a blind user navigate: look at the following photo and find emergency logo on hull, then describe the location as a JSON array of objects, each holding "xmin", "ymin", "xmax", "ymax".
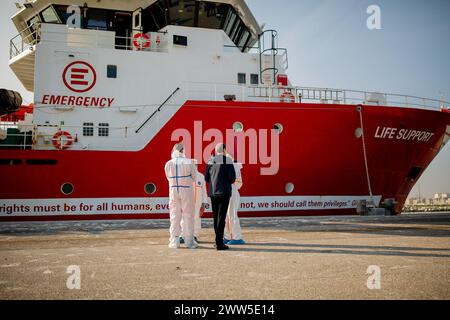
[
  {"xmin": 63, "ymin": 61, "xmax": 97, "ymax": 93},
  {"xmin": 40, "ymin": 61, "xmax": 115, "ymax": 108}
]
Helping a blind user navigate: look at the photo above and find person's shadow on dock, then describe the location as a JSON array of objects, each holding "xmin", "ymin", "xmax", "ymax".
[{"xmin": 223, "ymin": 242, "xmax": 450, "ymax": 259}]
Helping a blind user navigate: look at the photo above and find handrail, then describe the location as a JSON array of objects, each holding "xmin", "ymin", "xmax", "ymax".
[
  {"xmin": 10, "ymin": 22, "xmax": 40, "ymax": 59},
  {"xmin": 10, "ymin": 23, "xmax": 169, "ymax": 59},
  {"xmin": 135, "ymin": 87, "xmax": 180, "ymax": 134},
  {"xmin": 182, "ymin": 81, "xmax": 449, "ymax": 110}
]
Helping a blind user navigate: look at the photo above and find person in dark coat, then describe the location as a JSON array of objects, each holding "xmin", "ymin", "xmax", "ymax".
[{"xmin": 205, "ymin": 143, "xmax": 236, "ymax": 250}]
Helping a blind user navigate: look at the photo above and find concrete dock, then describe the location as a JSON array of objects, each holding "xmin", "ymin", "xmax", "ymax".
[{"xmin": 1, "ymin": 213, "xmax": 449, "ymax": 300}]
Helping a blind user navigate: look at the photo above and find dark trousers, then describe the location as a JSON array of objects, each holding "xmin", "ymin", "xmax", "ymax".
[{"xmin": 211, "ymin": 196, "xmax": 231, "ymax": 247}]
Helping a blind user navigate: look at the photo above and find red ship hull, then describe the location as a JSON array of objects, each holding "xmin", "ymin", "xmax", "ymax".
[{"xmin": 0, "ymin": 101, "xmax": 449, "ymax": 221}]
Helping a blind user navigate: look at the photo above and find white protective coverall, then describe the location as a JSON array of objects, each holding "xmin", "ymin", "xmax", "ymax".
[
  {"xmin": 164, "ymin": 150, "xmax": 198, "ymax": 249},
  {"xmin": 225, "ymin": 162, "xmax": 244, "ymax": 242},
  {"xmin": 181, "ymin": 172, "xmax": 208, "ymax": 239}
]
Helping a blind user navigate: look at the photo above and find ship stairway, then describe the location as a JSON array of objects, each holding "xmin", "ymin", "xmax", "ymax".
[
  {"xmin": 258, "ymin": 30, "xmax": 288, "ymax": 85},
  {"xmin": 9, "ymin": 23, "xmax": 39, "ymax": 92}
]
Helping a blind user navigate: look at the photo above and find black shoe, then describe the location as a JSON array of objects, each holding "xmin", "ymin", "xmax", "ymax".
[{"xmin": 216, "ymin": 245, "xmax": 230, "ymax": 251}]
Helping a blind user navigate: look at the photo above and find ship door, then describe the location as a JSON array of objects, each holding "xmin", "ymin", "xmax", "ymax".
[
  {"xmin": 132, "ymin": 8, "xmax": 143, "ymax": 36},
  {"xmin": 114, "ymin": 12, "xmax": 132, "ymax": 50}
]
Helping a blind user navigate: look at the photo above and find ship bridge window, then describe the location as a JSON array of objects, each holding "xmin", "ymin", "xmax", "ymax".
[
  {"xmin": 142, "ymin": 1, "xmax": 254, "ymax": 52},
  {"xmin": 54, "ymin": 5, "xmax": 84, "ymax": 26},
  {"xmin": 167, "ymin": 0, "xmax": 196, "ymax": 27},
  {"xmin": 41, "ymin": 6, "xmax": 61, "ymax": 24},
  {"xmin": 223, "ymin": 8, "xmax": 237, "ymax": 35},
  {"xmin": 142, "ymin": 1, "xmax": 167, "ymax": 31},
  {"xmin": 197, "ymin": 2, "xmax": 228, "ymax": 29},
  {"xmin": 27, "ymin": 15, "xmax": 41, "ymax": 34},
  {"xmin": 87, "ymin": 8, "xmax": 110, "ymax": 31}
]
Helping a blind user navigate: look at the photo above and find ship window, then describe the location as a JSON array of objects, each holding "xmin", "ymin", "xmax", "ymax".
[
  {"xmin": 27, "ymin": 15, "xmax": 41, "ymax": 33},
  {"xmin": 230, "ymin": 20, "xmax": 244, "ymax": 43},
  {"xmin": 237, "ymin": 29, "xmax": 250, "ymax": 51},
  {"xmin": 98, "ymin": 123, "xmax": 109, "ymax": 137},
  {"xmin": 134, "ymin": 13, "xmax": 141, "ymax": 29},
  {"xmin": 41, "ymin": 6, "xmax": 61, "ymax": 24},
  {"xmin": 237, "ymin": 73, "xmax": 246, "ymax": 85},
  {"xmin": 273, "ymin": 123, "xmax": 284, "ymax": 134},
  {"xmin": 197, "ymin": 2, "xmax": 229, "ymax": 29},
  {"xmin": 61, "ymin": 183, "xmax": 74, "ymax": 195},
  {"xmin": 232, "ymin": 122, "xmax": 244, "ymax": 133},
  {"xmin": 54, "ymin": 5, "xmax": 86, "ymax": 27},
  {"xmin": 250, "ymin": 74, "xmax": 259, "ymax": 85},
  {"xmin": 173, "ymin": 35, "xmax": 188, "ymax": 46},
  {"xmin": 285, "ymin": 183, "xmax": 295, "ymax": 194},
  {"xmin": 223, "ymin": 9, "xmax": 237, "ymax": 35},
  {"xmin": 143, "ymin": 1, "xmax": 166, "ymax": 32},
  {"xmin": 83, "ymin": 123, "xmax": 94, "ymax": 137},
  {"xmin": 107, "ymin": 65, "xmax": 117, "ymax": 78},
  {"xmin": 87, "ymin": 8, "xmax": 108, "ymax": 30},
  {"xmin": 144, "ymin": 183, "xmax": 157, "ymax": 195},
  {"xmin": 167, "ymin": 0, "xmax": 196, "ymax": 27}
]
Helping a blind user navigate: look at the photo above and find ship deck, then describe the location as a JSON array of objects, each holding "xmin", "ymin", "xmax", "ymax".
[{"xmin": 1, "ymin": 213, "xmax": 449, "ymax": 300}]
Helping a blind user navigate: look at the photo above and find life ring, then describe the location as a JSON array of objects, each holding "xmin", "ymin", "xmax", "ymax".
[
  {"xmin": 52, "ymin": 130, "xmax": 73, "ymax": 150},
  {"xmin": 280, "ymin": 91, "xmax": 295, "ymax": 103},
  {"xmin": 133, "ymin": 33, "xmax": 150, "ymax": 50}
]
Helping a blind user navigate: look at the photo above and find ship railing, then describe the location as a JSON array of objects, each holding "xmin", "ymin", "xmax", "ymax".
[
  {"xmin": 0, "ymin": 121, "xmax": 33, "ymax": 149},
  {"xmin": 10, "ymin": 22, "xmax": 40, "ymax": 59},
  {"xmin": 295, "ymin": 87, "xmax": 448, "ymax": 111},
  {"xmin": 181, "ymin": 82, "xmax": 448, "ymax": 111},
  {"xmin": 10, "ymin": 23, "xmax": 169, "ymax": 59},
  {"xmin": 0, "ymin": 121, "xmax": 139, "ymax": 150}
]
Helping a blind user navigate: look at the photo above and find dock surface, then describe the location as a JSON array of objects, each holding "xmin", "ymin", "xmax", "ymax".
[{"xmin": 1, "ymin": 213, "xmax": 449, "ymax": 300}]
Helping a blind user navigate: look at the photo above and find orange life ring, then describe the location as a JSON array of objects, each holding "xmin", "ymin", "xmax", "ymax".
[
  {"xmin": 280, "ymin": 91, "xmax": 295, "ymax": 103},
  {"xmin": 133, "ymin": 33, "xmax": 150, "ymax": 50},
  {"xmin": 52, "ymin": 130, "xmax": 73, "ymax": 150}
]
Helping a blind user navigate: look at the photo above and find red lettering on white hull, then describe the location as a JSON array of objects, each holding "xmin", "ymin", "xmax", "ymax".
[{"xmin": 41, "ymin": 95, "xmax": 114, "ymax": 108}]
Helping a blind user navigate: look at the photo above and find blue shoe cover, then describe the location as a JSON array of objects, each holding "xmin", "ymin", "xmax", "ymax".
[
  {"xmin": 223, "ymin": 239, "xmax": 230, "ymax": 245},
  {"xmin": 227, "ymin": 239, "xmax": 246, "ymax": 245}
]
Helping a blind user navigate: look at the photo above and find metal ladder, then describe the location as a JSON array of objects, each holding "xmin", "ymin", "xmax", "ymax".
[{"xmin": 259, "ymin": 30, "xmax": 280, "ymax": 85}]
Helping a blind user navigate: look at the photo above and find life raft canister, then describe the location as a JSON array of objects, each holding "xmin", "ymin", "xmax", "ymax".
[
  {"xmin": 52, "ymin": 130, "xmax": 73, "ymax": 150},
  {"xmin": 280, "ymin": 91, "xmax": 295, "ymax": 103},
  {"xmin": 133, "ymin": 33, "xmax": 151, "ymax": 50}
]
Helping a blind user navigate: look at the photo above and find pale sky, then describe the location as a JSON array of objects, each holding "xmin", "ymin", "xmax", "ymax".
[{"xmin": 0, "ymin": 0, "xmax": 449, "ymax": 198}]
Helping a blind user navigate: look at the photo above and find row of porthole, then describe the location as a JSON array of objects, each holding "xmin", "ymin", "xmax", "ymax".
[
  {"xmin": 233, "ymin": 122, "xmax": 284, "ymax": 134},
  {"xmin": 60, "ymin": 182, "xmax": 295, "ymax": 195},
  {"xmin": 233, "ymin": 123, "xmax": 362, "ymax": 138},
  {"xmin": 60, "ymin": 183, "xmax": 158, "ymax": 196},
  {"xmin": 59, "ymin": 126, "xmax": 362, "ymax": 196}
]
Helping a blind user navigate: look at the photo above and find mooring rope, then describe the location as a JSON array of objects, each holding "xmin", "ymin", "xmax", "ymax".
[{"xmin": 358, "ymin": 105, "xmax": 374, "ymax": 204}]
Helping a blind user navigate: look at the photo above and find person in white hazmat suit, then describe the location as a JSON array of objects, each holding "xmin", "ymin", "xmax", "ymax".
[
  {"xmin": 180, "ymin": 162, "xmax": 208, "ymax": 244},
  {"xmin": 224, "ymin": 155, "xmax": 246, "ymax": 245},
  {"xmin": 164, "ymin": 143, "xmax": 198, "ymax": 249}
]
